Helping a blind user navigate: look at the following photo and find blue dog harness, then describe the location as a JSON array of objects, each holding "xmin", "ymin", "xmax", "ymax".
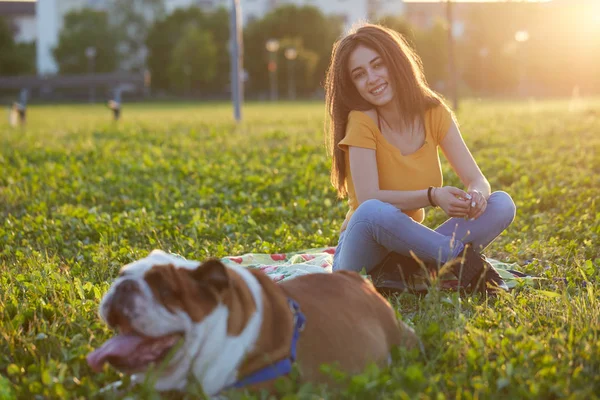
[{"xmin": 228, "ymin": 298, "xmax": 306, "ymax": 389}]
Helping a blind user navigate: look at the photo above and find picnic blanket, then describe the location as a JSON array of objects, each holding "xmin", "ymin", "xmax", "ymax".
[{"xmin": 218, "ymin": 246, "xmax": 537, "ymax": 291}]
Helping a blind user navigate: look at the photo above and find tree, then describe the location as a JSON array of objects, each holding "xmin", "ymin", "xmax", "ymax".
[
  {"xmin": 376, "ymin": 15, "xmax": 417, "ymax": 45},
  {"xmin": 414, "ymin": 19, "xmax": 448, "ymax": 91},
  {"xmin": 194, "ymin": 7, "xmax": 231, "ymax": 92},
  {"xmin": 277, "ymin": 37, "xmax": 319, "ymax": 99},
  {"xmin": 457, "ymin": 3, "xmax": 525, "ymax": 95},
  {"xmin": 53, "ymin": 9, "xmax": 119, "ymax": 74},
  {"xmin": 167, "ymin": 25, "xmax": 217, "ymax": 94},
  {"xmin": 146, "ymin": 7, "xmax": 229, "ymax": 93},
  {"xmin": 0, "ymin": 17, "xmax": 14, "ymax": 74},
  {"xmin": 107, "ymin": 0, "xmax": 165, "ymax": 72},
  {"xmin": 243, "ymin": 5, "xmax": 342, "ymax": 96},
  {"xmin": 377, "ymin": 15, "xmax": 448, "ymax": 92},
  {"xmin": 0, "ymin": 17, "xmax": 35, "ymax": 75},
  {"xmin": 521, "ymin": 1, "xmax": 600, "ymax": 95}
]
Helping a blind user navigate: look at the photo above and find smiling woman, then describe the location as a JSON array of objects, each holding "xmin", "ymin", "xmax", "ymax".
[
  {"xmin": 348, "ymin": 46, "xmax": 395, "ymax": 109},
  {"xmin": 323, "ymin": 23, "xmax": 516, "ymax": 294}
]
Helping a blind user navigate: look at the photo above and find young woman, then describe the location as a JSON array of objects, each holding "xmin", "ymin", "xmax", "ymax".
[{"xmin": 324, "ymin": 24, "xmax": 516, "ymax": 293}]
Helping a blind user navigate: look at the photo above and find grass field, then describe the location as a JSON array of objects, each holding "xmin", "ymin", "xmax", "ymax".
[{"xmin": 1, "ymin": 99, "xmax": 599, "ymax": 399}]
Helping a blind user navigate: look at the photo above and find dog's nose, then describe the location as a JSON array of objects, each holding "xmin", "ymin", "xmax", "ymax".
[{"xmin": 105, "ymin": 279, "xmax": 141, "ymax": 328}]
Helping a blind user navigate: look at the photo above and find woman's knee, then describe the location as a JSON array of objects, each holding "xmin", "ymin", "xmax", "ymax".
[
  {"xmin": 351, "ymin": 198, "xmax": 406, "ymax": 226},
  {"xmin": 489, "ymin": 191, "xmax": 516, "ymax": 226}
]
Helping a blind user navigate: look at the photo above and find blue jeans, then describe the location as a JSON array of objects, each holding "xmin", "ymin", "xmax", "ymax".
[{"xmin": 332, "ymin": 191, "xmax": 516, "ymax": 273}]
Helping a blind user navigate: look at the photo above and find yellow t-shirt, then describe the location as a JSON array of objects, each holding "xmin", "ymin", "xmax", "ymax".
[{"xmin": 338, "ymin": 104, "xmax": 453, "ymax": 231}]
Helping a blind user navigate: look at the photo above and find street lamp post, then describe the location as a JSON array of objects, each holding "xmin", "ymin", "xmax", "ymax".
[
  {"xmin": 265, "ymin": 39, "xmax": 280, "ymax": 101},
  {"xmin": 85, "ymin": 46, "xmax": 96, "ymax": 103},
  {"xmin": 229, "ymin": 0, "xmax": 243, "ymax": 122},
  {"xmin": 284, "ymin": 47, "xmax": 297, "ymax": 101},
  {"xmin": 144, "ymin": 69, "xmax": 151, "ymax": 97}
]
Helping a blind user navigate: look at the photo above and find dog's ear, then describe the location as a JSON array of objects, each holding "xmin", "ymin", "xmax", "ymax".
[{"xmin": 189, "ymin": 258, "xmax": 230, "ymax": 291}]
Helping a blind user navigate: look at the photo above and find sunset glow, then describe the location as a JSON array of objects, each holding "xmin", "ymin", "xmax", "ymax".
[{"xmin": 403, "ymin": 0, "xmax": 551, "ymax": 2}]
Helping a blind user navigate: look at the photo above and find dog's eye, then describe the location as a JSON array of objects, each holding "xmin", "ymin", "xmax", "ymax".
[
  {"xmin": 148, "ymin": 276, "xmax": 174, "ymax": 298},
  {"xmin": 145, "ymin": 271, "xmax": 173, "ymax": 298},
  {"xmin": 144, "ymin": 265, "xmax": 181, "ymax": 308}
]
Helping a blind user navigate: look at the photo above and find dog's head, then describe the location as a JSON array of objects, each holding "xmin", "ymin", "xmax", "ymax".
[{"xmin": 87, "ymin": 250, "xmax": 261, "ymax": 393}]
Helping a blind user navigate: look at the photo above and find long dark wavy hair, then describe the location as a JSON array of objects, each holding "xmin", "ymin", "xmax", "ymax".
[{"xmin": 324, "ymin": 23, "xmax": 453, "ymax": 198}]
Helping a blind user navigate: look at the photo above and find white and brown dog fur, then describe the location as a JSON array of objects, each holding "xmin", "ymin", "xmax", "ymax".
[{"xmin": 87, "ymin": 250, "xmax": 420, "ymax": 397}]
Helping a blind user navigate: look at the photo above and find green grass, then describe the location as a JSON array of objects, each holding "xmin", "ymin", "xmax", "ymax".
[{"xmin": 1, "ymin": 98, "xmax": 599, "ymax": 399}]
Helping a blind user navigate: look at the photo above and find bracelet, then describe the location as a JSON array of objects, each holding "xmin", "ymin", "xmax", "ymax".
[{"xmin": 427, "ymin": 186, "xmax": 438, "ymax": 207}]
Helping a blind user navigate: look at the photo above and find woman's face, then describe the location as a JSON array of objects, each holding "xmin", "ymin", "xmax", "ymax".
[{"xmin": 347, "ymin": 45, "xmax": 394, "ymax": 108}]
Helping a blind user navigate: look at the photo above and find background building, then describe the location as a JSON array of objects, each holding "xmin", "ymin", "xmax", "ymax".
[{"xmin": 0, "ymin": 0, "xmax": 35, "ymax": 43}]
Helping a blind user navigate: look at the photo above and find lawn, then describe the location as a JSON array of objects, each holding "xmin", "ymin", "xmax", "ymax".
[{"xmin": 1, "ymin": 99, "xmax": 599, "ymax": 399}]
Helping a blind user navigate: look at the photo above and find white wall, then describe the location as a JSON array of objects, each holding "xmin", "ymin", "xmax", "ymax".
[
  {"xmin": 238, "ymin": 0, "xmax": 405, "ymax": 32},
  {"xmin": 35, "ymin": 0, "xmax": 110, "ymax": 75},
  {"xmin": 164, "ymin": 0, "xmax": 196, "ymax": 14},
  {"xmin": 13, "ymin": 15, "xmax": 36, "ymax": 43},
  {"xmin": 308, "ymin": 0, "xmax": 369, "ymax": 32},
  {"xmin": 257, "ymin": 0, "xmax": 369, "ymax": 31},
  {"xmin": 241, "ymin": 0, "xmax": 271, "ymax": 25},
  {"xmin": 377, "ymin": 0, "xmax": 405, "ymax": 19},
  {"xmin": 36, "ymin": 0, "xmax": 59, "ymax": 75}
]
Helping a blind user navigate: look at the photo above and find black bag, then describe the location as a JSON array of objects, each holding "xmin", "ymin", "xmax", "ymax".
[{"xmin": 369, "ymin": 252, "xmax": 436, "ymax": 294}]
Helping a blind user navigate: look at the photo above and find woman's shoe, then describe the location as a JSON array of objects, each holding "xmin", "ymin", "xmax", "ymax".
[
  {"xmin": 451, "ymin": 244, "xmax": 509, "ymax": 294},
  {"xmin": 369, "ymin": 245, "xmax": 509, "ymax": 295}
]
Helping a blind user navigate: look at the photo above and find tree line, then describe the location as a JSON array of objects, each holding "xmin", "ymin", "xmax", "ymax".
[
  {"xmin": 1, "ymin": 1, "xmax": 598, "ymax": 97},
  {"xmin": 42, "ymin": 4, "xmax": 449, "ymax": 98},
  {"xmin": 0, "ymin": 17, "xmax": 35, "ymax": 76}
]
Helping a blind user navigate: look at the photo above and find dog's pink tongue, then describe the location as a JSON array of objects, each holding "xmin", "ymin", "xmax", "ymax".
[{"xmin": 87, "ymin": 334, "xmax": 145, "ymax": 372}]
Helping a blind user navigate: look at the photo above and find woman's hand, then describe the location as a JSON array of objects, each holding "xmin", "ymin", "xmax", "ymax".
[
  {"xmin": 466, "ymin": 189, "xmax": 487, "ymax": 220},
  {"xmin": 432, "ymin": 186, "xmax": 472, "ymax": 218}
]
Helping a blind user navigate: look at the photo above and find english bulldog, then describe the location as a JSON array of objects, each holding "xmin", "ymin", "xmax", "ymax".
[{"xmin": 87, "ymin": 250, "xmax": 420, "ymax": 397}]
